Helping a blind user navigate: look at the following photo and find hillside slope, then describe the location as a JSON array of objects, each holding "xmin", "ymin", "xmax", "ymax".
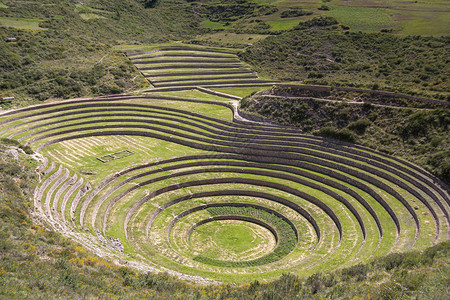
[
  {"xmin": 239, "ymin": 17, "xmax": 449, "ymax": 100},
  {"xmin": 240, "ymin": 85, "xmax": 450, "ymax": 183},
  {"xmin": 0, "ymin": 0, "xmax": 200, "ymax": 105}
]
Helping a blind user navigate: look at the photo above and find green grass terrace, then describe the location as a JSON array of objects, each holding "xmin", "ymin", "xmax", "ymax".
[
  {"xmin": 0, "ymin": 92, "xmax": 448, "ymax": 283},
  {"xmin": 127, "ymin": 47, "xmax": 278, "ymax": 89}
]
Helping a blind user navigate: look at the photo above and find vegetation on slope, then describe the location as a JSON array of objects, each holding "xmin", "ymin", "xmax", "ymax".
[
  {"xmin": 0, "ymin": 28, "xmax": 143, "ymax": 103},
  {"xmin": 0, "ymin": 139, "xmax": 449, "ymax": 298},
  {"xmin": 0, "ymin": 0, "xmax": 200, "ymax": 106},
  {"xmin": 240, "ymin": 86, "xmax": 450, "ymax": 183},
  {"xmin": 1, "ymin": 1, "xmax": 448, "ymax": 104},
  {"xmin": 239, "ymin": 17, "xmax": 449, "ymax": 99}
]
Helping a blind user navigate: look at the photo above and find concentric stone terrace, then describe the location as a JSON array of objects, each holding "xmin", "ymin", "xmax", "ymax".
[
  {"xmin": 127, "ymin": 47, "xmax": 277, "ymax": 89},
  {"xmin": 1, "ymin": 93, "xmax": 448, "ymax": 282}
]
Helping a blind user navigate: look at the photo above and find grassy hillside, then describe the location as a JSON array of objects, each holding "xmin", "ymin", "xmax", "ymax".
[
  {"xmin": 189, "ymin": 0, "xmax": 449, "ymax": 46},
  {"xmin": 240, "ymin": 85, "xmax": 450, "ymax": 183},
  {"xmin": 0, "ymin": 0, "xmax": 200, "ymax": 106},
  {"xmin": 239, "ymin": 17, "xmax": 449, "ymax": 100},
  {"xmin": 0, "ymin": 140, "xmax": 448, "ymax": 298},
  {"xmin": 1, "ymin": 1, "xmax": 448, "ymax": 105}
]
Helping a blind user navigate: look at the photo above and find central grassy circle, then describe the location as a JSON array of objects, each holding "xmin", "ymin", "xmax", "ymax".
[
  {"xmin": 190, "ymin": 220, "xmax": 276, "ymax": 262},
  {"xmin": 214, "ymin": 223, "xmax": 261, "ymax": 253}
]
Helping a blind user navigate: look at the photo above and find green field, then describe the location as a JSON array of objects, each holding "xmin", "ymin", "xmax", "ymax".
[
  {"xmin": 190, "ymin": 221, "xmax": 274, "ymax": 261},
  {"xmin": 244, "ymin": 0, "xmax": 450, "ymax": 36},
  {"xmin": 0, "ymin": 17, "xmax": 45, "ymax": 30},
  {"xmin": 191, "ymin": 32, "xmax": 270, "ymax": 47},
  {"xmin": 79, "ymin": 13, "xmax": 106, "ymax": 20},
  {"xmin": 75, "ymin": 4, "xmax": 112, "ymax": 18},
  {"xmin": 266, "ymin": 19, "xmax": 300, "ymax": 31},
  {"xmin": 397, "ymin": 10, "xmax": 450, "ymax": 36},
  {"xmin": 201, "ymin": 20, "xmax": 228, "ymax": 30},
  {"xmin": 326, "ymin": 5, "xmax": 398, "ymax": 32},
  {"xmin": 326, "ymin": 0, "xmax": 450, "ymax": 35},
  {"xmin": 211, "ymin": 86, "xmax": 270, "ymax": 97}
]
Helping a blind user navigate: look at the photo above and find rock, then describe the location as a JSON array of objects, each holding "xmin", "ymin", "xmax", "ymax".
[
  {"xmin": 5, "ymin": 149, "xmax": 19, "ymax": 160},
  {"xmin": 95, "ymin": 229, "xmax": 108, "ymax": 246},
  {"xmin": 109, "ymin": 236, "xmax": 125, "ymax": 253}
]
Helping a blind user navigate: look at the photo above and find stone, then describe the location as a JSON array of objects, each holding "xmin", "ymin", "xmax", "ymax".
[{"xmin": 5, "ymin": 149, "xmax": 19, "ymax": 160}]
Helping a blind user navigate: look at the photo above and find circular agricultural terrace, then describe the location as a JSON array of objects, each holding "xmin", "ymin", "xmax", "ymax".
[{"xmin": 1, "ymin": 89, "xmax": 449, "ymax": 281}]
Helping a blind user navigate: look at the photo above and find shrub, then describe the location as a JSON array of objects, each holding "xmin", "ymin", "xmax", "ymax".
[
  {"xmin": 240, "ymin": 96, "xmax": 251, "ymax": 109},
  {"xmin": 318, "ymin": 5, "xmax": 330, "ymax": 11},
  {"xmin": 362, "ymin": 102, "xmax": 373, "ymax": 111},
  {"xmin": 1, "ymin": 138, "xmax": 20, "ymax": 146},
  {"xmin": 0, "ymin": 163, "xmax": 22, "ymax": 176},
  {"xmin": 136, "ymin": 273, "xmax": 159, "ymax": 288},
  {"xmin": 341, "ymin": 264, "xmax": 368, "ymax": 281},
  {"xmin": 376, "ymin": 282, "xmax": 409, "ymax": 300},
  {"xmin": 375, "ymin": 253, "xmax": 406, "ymax": 271},
  {"xmin": 0, "ymin": 238, "xmax": 13, "ymax": 252},
  {"xmin": 317, "ymin": 126, "xmax": 356, "ymax": 143},
  {"xmin": 304, "ymin": 272, "xmax": 336, "ymax": 294},
  {"xmin": 347, "ymin": 118, "xmax": 371, "ymax": 134},
  {"xmin": 423, "ymin": 242, "xmax": 450, "ymax": 260},
  {"xmin": 55, "ymin": 258, "xmax": 70, "ymax": 270},
  {"xmin": 394, "ymin": 270, "xmax": 426, "ymax": 291},
  {"xmin": 280, "ymin": 9, "xmax": 313, "ymax": 18},
  {"xmin": 248, "ymin": 280, "xmax": 261, "ymax": 293},
  {"xmin": 19, "ymin": 145, "xmax": 34, "ymax": 155},
  {"xmin": 59, "ymin": 270, "xmax": 77, "ymax": 288},
  {"xmin": 291, "ymin": 102, "xmax": 308, "ymax": 122},
  {"xmin": 294, "ymin": 16, "xmax": 338, "ymax": 30}
]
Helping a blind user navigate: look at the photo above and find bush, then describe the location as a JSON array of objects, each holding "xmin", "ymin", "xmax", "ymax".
[
  {"xmin": 317, "ymin": 126, "xmax": 356, "ymax": 143},
  {"xmin": 294, "ymin": 16, "xmax": 338, "ymax": 30},
  {"xmin": 59, "ymin": 270, "xmax": 77, "ymax": 288},
  {"xmin": 372, "ymin": 251, "xmax": 432, "ymax": 271},
  {"xmin": 1, "ymin": 138, "xmax": 20, "ymax": 146},
  {"xmin": 55, "ymin": 258, "xmax": 70, "ymax": 270},
  {"xmin": 375, "ymin": 282, "xmax": 409, "ymax": 300},
  {"xmin": 423, "ymin": 242, "xmax": 450, "ymax": 260},
  {"xmin": 19, "ymin": 145, "xmax": 34, "ymax": 155},
  {"xmin": 400, "ymin": 109, "xmax": 449, "ymax": 139},
  {"xmin": 347, "ymin": 118, "xmax": 371, "ymax": 134},
  {"xmin": 305, "ymin": 272, "xmax": 325, "ymax": 294},
  {"xmin": 341, "ymin": 264, "xmax": 368, "ymax": 281},
  {"xmin": 394, "ymin": 270, "xmax": 426, "ymax": 291},
  {"xmin": 0, "ymin": 163, "xmax": 22, "ymax": 176},
  {"xmin": 280, "ymin": 9, "xmax": 312, "ymax": 18}
]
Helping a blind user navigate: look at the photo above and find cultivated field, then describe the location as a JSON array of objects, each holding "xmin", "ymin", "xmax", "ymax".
[
  {"xmin": 1, "ymin": 83, "xmax": 449, "ymax": 282},
  {"xmin": 254, "ymin": 0, "xmax": 449, "ymax": 35}
]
